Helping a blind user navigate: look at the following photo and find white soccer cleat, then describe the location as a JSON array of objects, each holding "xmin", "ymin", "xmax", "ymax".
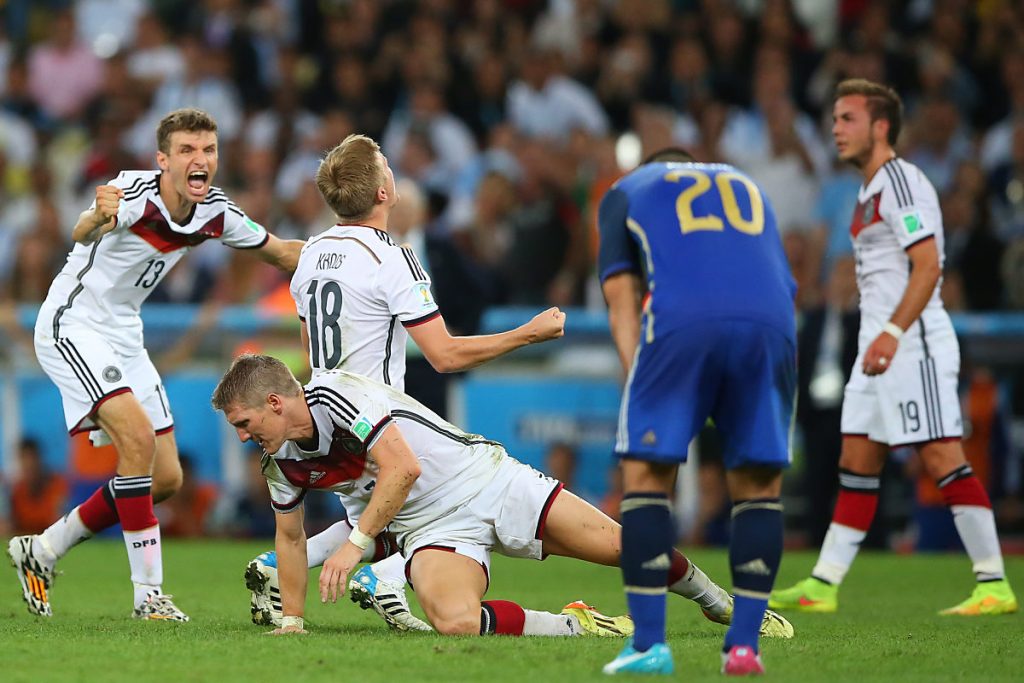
[
  {"xmin": 132, "ymin": 590, "xmax": 190, "ymax": 622},
  {"xmin": 348, "ymin": 564, "xmax": 432, "ymax": 632},
  {"xmin": 244, "ymin": 551, "xmax": 282, "ymax": 627},
  {"xmin": 8, "ymin": 535, "xmax": 56, "ymax": 617}
]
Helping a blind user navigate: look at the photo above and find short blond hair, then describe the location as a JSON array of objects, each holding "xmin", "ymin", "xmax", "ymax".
[
  {"xmin": 156, "ymin": 108, "xmax": 218, "ymax": 154},
  {"xmin": 316, "ymin": 134, "xmax": 385, "ymax": 221},
  {"xmin": 211, "ymin": 354, "xmax": 302, "ymax": 412}
]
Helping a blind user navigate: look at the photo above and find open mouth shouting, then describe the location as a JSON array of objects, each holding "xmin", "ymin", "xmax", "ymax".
[{"xmin": 185, "ymin": 169, "xmax": 210, "ymax": 199}]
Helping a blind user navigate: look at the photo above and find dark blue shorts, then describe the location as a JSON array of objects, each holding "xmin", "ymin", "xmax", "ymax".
[{"xmin": 615, "ymin": 319, "xmax": 795, "ymax": 470}]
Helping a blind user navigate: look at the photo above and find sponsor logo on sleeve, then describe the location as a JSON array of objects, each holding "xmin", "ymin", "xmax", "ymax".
[
  {"xmin": 351, "ymin": 416, "xmax": 373, "ymax": 442},
  {"xmin": 415, "ymin": 283, "xmax": 435, "ymax": 308},
  {"xmin": 901, "ymin": 212, "xmax": 922, "ymax": 235}
]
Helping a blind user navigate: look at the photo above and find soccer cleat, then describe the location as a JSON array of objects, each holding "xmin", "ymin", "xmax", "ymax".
[
  {"xmin": 702, "ymin": 598, "xmax": 795, "ymax": 638},
  {"xmin": 939, "ymin": 580, "xmax": 1018, "ymax": 616},
  {"xmin": 132, "ymin": 590, "xmax": 190, "ymax": 622},
  {"xmin": 8, "ymin": 535, "xmax": 56, "ymax": 617},
  {"xmin": 245, "ymin": 551, "xmax": 282, "ymax": 626},
  {"xmin": 561, "ymin": 600, "xmax": 634, "ymax": 638},
  {"xmin": 721, "ymin": 645, "xmax": 765, "ymax": 676},
  {"xmin": 768, "ymin": 577, "xmax": 838, "ymax": 613},
  {"xmin": 348, "ymin": 564, "xmax": 432, "ymax": 632},
  {"xmin": 602, "ymin": 639, "xmax": 674, "ymax": 675}
]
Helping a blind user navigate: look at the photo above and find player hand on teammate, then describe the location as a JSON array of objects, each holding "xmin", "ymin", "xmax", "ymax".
[
  {"xmin": 319, "ymin": 542, "xmax": 362, "ymax": 603},
  {"xmin": 92, "ymin": 185, "xmax": 125, "ymax": 236},
  {"xmin": 525, "ymin": 307, "xmax": 567, "ymax": 343},
  {"xmin": 862, "ymin": 332, "xmax": 898, "ymax": 376}
]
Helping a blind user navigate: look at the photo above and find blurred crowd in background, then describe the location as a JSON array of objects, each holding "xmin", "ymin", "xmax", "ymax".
[{"xmin": 0, "ymin": 0, "xmax": 1023, "ymax": 549}]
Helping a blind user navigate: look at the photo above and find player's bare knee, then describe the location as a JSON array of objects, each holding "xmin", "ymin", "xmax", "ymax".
[
  {"xmin": 431, "ymin": 611, "xmax": 480, "ymax": 636},
  {"xmin": 152, "ymin": 466, "xmax": 183, "ymax": 502}
]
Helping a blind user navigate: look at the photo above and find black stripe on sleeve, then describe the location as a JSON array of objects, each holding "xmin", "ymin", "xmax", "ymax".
[
  {"xmin": 233, "ymin": 232, "xmax": 270, "ymax": 250},
  {"xmin": 316, "ymin": 386, "xmax": 361, "ymax": 418},
  {"xmin": 306, "ymin": 392, "xmax": 357, "ymax": 422},
  {"xmin": 882, "ymin": 163, "xmax": 908, "ymax": 208},
  {"xmin": 890, "ymin": 160, "xmax": 914, "ymax": 204},
  {"xmin": 402, "ymin": 310, "xmax": 440, "ymax": 328}
]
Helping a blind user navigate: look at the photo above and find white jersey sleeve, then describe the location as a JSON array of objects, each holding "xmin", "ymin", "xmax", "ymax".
[
  {"xmin": 202, "ymin": 188, "xmax": 269, "ymax": 249},
  {"xmin": 263, "ymin": 454, "xmax": 307, "ymax": 513},
  {"xmin": 877, "ymin": 160, "xmax": 940, "ymax": 250},
  {"xmin": 375, "ymin": 246, "xmax": 440, "ymax": 327}
]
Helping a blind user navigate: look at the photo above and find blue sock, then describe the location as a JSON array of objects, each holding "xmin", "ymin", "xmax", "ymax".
[
  {"xmin": 620, "ymin": 492, "xmax": 674, "ymax": 652},
  {"xmin": 724, "ymin": 498, "xmax": 783, "ymax": 653}
]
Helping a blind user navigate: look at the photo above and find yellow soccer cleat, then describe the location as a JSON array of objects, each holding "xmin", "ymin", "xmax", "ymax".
[
  {"xmin": 561, "ymin": 600, "xmax": 634, "ymax": 637},
  {"xmin": 939, "ymin": 580, "xmax": 1018, "ymax": 616},
  {"xmin": 768, "ymin": 577, "xmax": 838, "ymax": 613},
  {"xmin": 702, "ymin": 598, "xmax": 795, "ymax": 638}
]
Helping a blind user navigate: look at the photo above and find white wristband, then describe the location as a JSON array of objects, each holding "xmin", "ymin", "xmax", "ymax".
[
  {"xmin": 348, "ymin": 527, "xmax": 374, "ymax": 551},
  {"xmin": 882, "ymin": 322, "xmax": 904, "ymax": 340},
  {"xmin": 280, "ymin": 615, "xmax": 304, "ymax": 630}
]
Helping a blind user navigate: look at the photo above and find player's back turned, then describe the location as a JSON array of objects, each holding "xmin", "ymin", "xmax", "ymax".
[{"xmin": 601, "ymin": 162, "xmax": 795, "ymax": 340}]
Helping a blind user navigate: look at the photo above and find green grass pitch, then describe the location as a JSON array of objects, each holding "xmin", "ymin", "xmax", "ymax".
[{"xmin": 0, "ymin": 540, "xmax": 1020, "ymax": 682}]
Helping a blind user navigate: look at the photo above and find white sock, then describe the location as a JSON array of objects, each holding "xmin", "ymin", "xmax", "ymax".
[
  {"xmin": 370, "ymin": 551, "xmax": 407, "ymax": 585},
  {"xmin": 951, "ymin": 505, "xmax": 1006, "ymax": 581},
  {"xmin": 669, "ymin": 561, "xmax": 731, "ymax": 616},
  {"xmin": 811, "ymin": 522, "xmax": 865, "ymax": 585},
  {"xmin": 123, "ymin": 526, "xmax": 162, "ymax": 607},
  {"xmin": 524, "ymin": 609, "xmax": 577, "ymax": 636},
  {"xmin": 39, "ymin": 507, "xmax": 93, "ymax": 562},
  {"xmin": 306, "ymin": 521, "xmax": 354, "ymax": 567}
]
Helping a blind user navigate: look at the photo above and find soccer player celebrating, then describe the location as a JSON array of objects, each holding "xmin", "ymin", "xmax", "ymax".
[
  {"xmin": 213, "ymin": 354, "xmax": 793, "ymax": 641},
  {"xmin": 598, "ymin": 150, "xmax": 797, "ymax": 676},
  {"xmin": 245, "ymin": 133, "xmax": 566, "ymax": 631},
  {"xmin": 8, "ymin": 108, "xmax": 304, "ymax": 621},
  {"xmin": 770, "ymin": 80, "xmax": 1017, "ymax": 616}
]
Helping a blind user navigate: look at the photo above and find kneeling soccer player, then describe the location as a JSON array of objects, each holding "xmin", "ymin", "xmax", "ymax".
[{"xmin": 212, "ymin": 354, "xmax": 795, "ymax": 639}]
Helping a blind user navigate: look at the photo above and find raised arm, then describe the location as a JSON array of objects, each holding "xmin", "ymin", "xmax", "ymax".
[
  {"xmin": 318, "ymin": 423, "xmax": 420, "ymax": 603},
  {"xmin": 71, "ymin": 185, "xmax": 124, "ymax": 244},
  {"xmin": 255, "ymin": 234, "xmax": 305, "ymax": 272},
  {"xmin": 406, "ymin": 307, "xmax": 565, "ymax": 373}
]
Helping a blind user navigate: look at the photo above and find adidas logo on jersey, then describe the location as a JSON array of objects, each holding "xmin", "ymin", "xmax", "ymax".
[
  {"xmin": 309, "ymin": 471, "xmax": 326, "ymax": 485},
  {"xmin": 642, "ymin": 430, "xmax": 657, "ymax": 445},
  {"xmin": 734, "ymin": 558, "xmax": 771, "ymax": 576},
  {"xmin": 641, "ymin": 553, "xmax": 671, "ymax": 570}
]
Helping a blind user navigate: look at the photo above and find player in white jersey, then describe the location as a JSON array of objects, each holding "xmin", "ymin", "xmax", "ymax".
[
  {"xmin": 245, "ymin": 134, "xmax": 565, "ymax": 630},
  {"xmin": 8, "ymin": 109, "xmax": 304, "ymax": 621},
  {"xmin": 771, "ymin": 80, "xmax": 1017, "ymax": 616},
  {"xmin": 214, "ymin": 354, "xmax": 795, "ymax": 639}
]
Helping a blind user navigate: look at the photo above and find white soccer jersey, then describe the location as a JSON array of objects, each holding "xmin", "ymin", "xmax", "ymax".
[
  {"xmin": 849, "ymin": 157, "xmax": 945, "ymax": 322},
  {"xmin": 262, "ymin": 370, "xmax": 507, "ymax": 541},
  {"xmin": 36, "ymin": 170, "xmax": 268, "ymax": 353},
  {"xmin": 289, "ymin": 224, "xmax": 439, "ymax": 389}
]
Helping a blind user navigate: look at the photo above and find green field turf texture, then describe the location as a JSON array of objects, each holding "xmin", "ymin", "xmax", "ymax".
[{"xmin": 0, "ymin": 541, "xmax": 1020, "ymax": 682}]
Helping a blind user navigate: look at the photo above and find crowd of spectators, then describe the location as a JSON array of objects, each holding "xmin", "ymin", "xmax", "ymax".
[
  {"xmin": 1, "ymin": 0, "xmax": 1023, "ymax": 313},
  {"xmin": 1, "ymin": 0, "xmax": 1023, "ymax": 543}
]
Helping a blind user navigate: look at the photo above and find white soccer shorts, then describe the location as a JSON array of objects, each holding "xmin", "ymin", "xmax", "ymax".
[
  {"xmin": 400, "ymin": 458, "xmax": 563, "ymax": 587},
  {"xmin": 34, "ymin": 324, "xmax": 174, "ymax": 435},
  {"xmin": 841, "ymin": 314, "xmax": 962, "ymax": 446}
]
